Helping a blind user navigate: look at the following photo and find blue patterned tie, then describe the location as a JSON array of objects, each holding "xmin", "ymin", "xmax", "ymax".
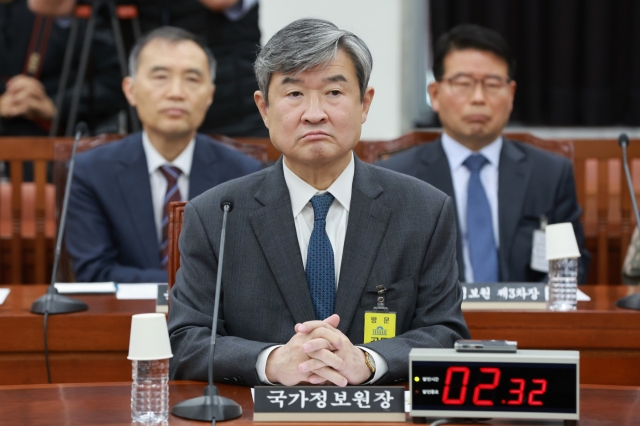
[
  {"xmin": 463, "ymin": 154, "xmax": 499, "ymax": 282},
  {"xmin": 306, "ymin": 193, "xmax": 336, "ymax": 320}
]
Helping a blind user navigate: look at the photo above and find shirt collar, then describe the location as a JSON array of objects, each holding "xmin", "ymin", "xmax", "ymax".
[
  {"xmin": 283, "ymin": 152, "xmax": 355, "ymax": 218},
  {"xmin": 142, "ymin": 131, "xmax": 195, "ymax": 177},
  {"xmin": 441, "ymin": 132, "xmax": 503, "ymax": 171}
]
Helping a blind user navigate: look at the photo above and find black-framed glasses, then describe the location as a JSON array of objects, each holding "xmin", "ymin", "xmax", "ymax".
[{"xmin": 441, "ymin": 74, "xmax": 513, "ymax": 96}]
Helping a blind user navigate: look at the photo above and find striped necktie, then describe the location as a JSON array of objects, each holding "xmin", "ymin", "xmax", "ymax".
[{"xmin": 159, "ymin": 165, "xmax": 182, "ymax": 269}]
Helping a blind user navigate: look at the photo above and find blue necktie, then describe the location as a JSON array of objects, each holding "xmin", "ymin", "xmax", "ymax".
[
  {"xmin": 464, "ymin": 154, "xmax": 499, "ymax": 282},
  {"xmin": 306, "ymin": 193, "xmax": 336, "ymax": 320}
]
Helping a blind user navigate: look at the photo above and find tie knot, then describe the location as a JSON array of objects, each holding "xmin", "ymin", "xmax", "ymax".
[
  {"xmin": 310, "ymin": 193, "xmax": 335, "ymax": 221},
  {"xmin": 463, "ymin": 154, "xmax": 489, "ymax": 173},
  {"xmin": 159, "ymin": 165, "xmax": 182, "ymax": 183}
]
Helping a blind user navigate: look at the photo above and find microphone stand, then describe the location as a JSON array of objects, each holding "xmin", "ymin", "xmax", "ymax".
[
  {"xmin": 31, "ymin": 123, "xmax": 89, "ymax": 315},
  {"xmin": 617, "ymin": 133, "xmax": 640, "ymax": 310},
  {"xmin": 171, "ymin": 198, "xmax": 242, "ymax": 424}
]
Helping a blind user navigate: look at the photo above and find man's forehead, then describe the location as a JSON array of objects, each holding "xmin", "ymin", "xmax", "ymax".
[
  {"xmin": 444, "ymin": 48, "xmax": 509, "ymax": 70},
  {"xmin": 138, "ymin": 39, "xmax": 207, "ymax": 68},
  {"xmin": 272, "ymin": 52, "xmax": 356, "ymax": 86}
]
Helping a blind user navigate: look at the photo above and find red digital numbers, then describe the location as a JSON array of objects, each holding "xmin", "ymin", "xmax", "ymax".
[
  {"xmin": 440, "ymin": 367, "xmax": 548, "ymax": 407},
  {"xmin": 472, "ymin": 368, "xmax": 501, "ymax": 406},
  {"xmin": 528, "ymin": 379, "xmax": 547, "ymax": 406},
  {"xmin": 442, "ymin": 367, "xmax": 470, "ymax": 404},
  {"xmin": 508, "ymin": 378, "xmax": 525, "ymax": 405}
]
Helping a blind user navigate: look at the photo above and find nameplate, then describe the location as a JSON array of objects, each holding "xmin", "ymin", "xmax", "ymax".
[
  {"xmin": 461, "ymin": 283, "xmax": 546, "ymax": 310},
  {"xmin": 254, "ymin": 386, "xmax": 405, "ymax": 422}
]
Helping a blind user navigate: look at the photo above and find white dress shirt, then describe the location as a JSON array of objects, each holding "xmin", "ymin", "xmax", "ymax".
[
  {"xmin": 441, "ymin": 133, "xmax": 502, "ymax": 283},
  {"xmin": 142, "ymin": 132, "xmax": 195, "ymax": 244},
  {"xmin": 256, "ymin": 153, "xmax": 388, "ymax": 384}
]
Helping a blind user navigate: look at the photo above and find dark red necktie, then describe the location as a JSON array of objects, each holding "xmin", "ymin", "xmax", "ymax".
[{"xmin": 159, "ymin": 165, "xmax": 182, "ymax": 269}]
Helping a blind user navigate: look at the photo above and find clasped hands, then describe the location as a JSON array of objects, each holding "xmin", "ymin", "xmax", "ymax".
[
  {"xmin": 265, "ymin": 314, "xmax": 371, "ymax": 387},
  {"xmin": 0, "ymin": 75, "xmax": 56, "ymax": 121}
]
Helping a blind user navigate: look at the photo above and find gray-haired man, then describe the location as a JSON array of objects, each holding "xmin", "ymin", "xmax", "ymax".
[{"xmin": 168, "ymin": 18, "xmax": 469, "ymax": 387}]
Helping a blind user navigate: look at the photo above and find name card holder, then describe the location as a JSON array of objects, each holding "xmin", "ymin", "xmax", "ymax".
[
  {"xmin": 462, "ymin": 283, "xmax": 547, "ymax": 310},
  {"xmin": 254, "ymin": 386, "xmax": 405, "ymax": 422}
]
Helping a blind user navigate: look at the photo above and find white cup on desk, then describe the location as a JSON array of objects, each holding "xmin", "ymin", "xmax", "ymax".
[{"xmin": 128, "ymin": 313, "xmax": 173, "ymax": 423}]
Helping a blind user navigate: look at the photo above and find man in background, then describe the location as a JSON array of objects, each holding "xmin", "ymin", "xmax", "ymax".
[
  {"xmin": 65, "ymin": 27, "xmax": 261, "ymax": 283},
  {"xmin": 379, "ymin": 24, "xmax": 590, "ymax": 283}
]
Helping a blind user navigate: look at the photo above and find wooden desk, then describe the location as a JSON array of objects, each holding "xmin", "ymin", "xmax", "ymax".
[
  {"xmin": 1, "ymin": 285, "xmax": 639, "ymax": 386},
  {"xmin": 0, "ymin": 382, "xmax": 638, "ymax": 425},
  {"xmin": 0, "ymin": 285, "xmax": 154, "ymax": 385}
]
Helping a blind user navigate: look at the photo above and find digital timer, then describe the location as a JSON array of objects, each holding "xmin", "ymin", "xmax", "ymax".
[{"xmin": 409, "ymin": 349, "xmax": 579, "ymax": 421}]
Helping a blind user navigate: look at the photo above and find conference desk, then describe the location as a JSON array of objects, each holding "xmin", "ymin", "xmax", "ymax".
[
  {"xmin": 0, "ymin": 285, "xmax": 639, "ymax": 386},
  {"xmin": 0, "ymin": 382, "xmax": 638, "ymax": 425}
]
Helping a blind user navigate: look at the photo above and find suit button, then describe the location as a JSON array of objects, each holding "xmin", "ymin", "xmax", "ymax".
[
  {"xmin": 237, "ymin": 377, "xmax": 245, "ymax": 385},
  {"xmin": 222, "ymin": 377, "xmax": 230, "ymax": 383}
]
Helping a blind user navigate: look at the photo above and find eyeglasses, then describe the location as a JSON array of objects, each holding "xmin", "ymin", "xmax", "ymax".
[{"xmin": 441, "ymin": 74, "xmax": 513, "ymax": 97}]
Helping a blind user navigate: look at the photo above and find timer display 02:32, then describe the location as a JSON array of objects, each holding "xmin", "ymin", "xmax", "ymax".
[{"xmin": 412, "ymin": 361, "xmax": 577, "ymax": 413}]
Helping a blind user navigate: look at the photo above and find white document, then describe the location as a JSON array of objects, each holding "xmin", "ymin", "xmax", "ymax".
[
  {"xmin": 577, "ymin": 288, "xmax": 591, "ymax": 301},
  {"xmin": 0, "ymin": 288, "xmax": 10, "ymax": 305},
  {"xmin": 116, "ymin": 283, "xmax": 160, "ymax": 300},
  {"xmin": 530, "ymin": 229, "xmax": 549, "ymax": 272},
  {"xmin": 54, "ymin": 282, "xmax": 116, "ymax": 294}
]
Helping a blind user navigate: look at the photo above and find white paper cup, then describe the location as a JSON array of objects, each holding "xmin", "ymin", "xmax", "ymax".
[
  {"xmin": 128, "ymin": 313, "xmax": 173, "ymax": 360},
  {"xmin": 546, "ymin": 222, "xmax": 581, "ymax": 260}
]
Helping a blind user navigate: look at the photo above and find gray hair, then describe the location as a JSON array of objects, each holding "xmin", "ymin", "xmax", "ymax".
[
  {"xmin": 254, "ymin": 18, "xmax": 373, "ymax": 104},
  {"xmin": 128, "ymin": 26, "xmax": 217, "ymax": 82}
]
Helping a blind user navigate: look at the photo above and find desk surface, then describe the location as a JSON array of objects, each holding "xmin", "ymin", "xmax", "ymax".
[
  {"xmin": 0, "ymin": 382, "xmax": 638, "ymax": 426},
  {"xmin": 1, "ymin": 285, "xmax": 639, "ymax": 386}
]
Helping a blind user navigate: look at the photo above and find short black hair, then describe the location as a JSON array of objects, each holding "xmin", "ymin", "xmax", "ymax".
[
  {"xmin": 432, "ymin": 24, "xmax": 515, "ymax": 81},
  {"xmin": 128, "ymin": 26, "xmax": 217, "ymax": 82}
]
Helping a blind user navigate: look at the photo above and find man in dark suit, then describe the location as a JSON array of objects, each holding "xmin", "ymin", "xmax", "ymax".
[
  {"xmin": 378, "ymin": 24, "xmax": 589, "ymax": 284},
  {"xmin": 168, "ymin": 18, "xmax": 469, "ymax": 387},
  {"xmin": 65, "ymin": 27, "xmax": 261, "ymax": 283}
]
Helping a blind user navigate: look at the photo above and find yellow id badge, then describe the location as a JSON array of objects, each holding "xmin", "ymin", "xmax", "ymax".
[{"xmin": 364, "ymin": 311, "xmax": 396, "ymax": 343}]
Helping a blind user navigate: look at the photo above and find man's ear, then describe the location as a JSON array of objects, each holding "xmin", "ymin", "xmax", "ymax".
[
  {"xmin": 208, "ymin": 83, "xmax": 216, "ymax": 108},
  {"xmin": 360, "ymin": 86, "xmax": 375, "ymax": 123},
  {"xmin": 254, "ymin": 90, "xmax": 269, "ymax": 129},
  {"xmin": 427, "ymin": 81, "xmax": 440, "ymax": 113},
  {"xmin": 122, "ymin": 77, "xmax": 136, "ymax": 107}
]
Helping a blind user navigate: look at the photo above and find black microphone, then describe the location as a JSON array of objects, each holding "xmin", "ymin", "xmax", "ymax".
[
  {"xmin": 171, "ymin": 196, "xmax": 242, "ymax": 423},
  {"xmin": 619, "ymin": 133, "xmax": 630, "ymax": 148},
  {"xmin": 31, "ymin": 122, "xmax": 89, "ymax": 384},
  {"xmin": 617, "ymin": 133, "xmax": 640, "ymax": 310},
  {"xmin": 31, "ymin": 122, "xmax": 89, "ymax": 315}
]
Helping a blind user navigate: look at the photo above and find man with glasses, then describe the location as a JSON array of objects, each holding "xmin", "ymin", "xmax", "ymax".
[{"xmin": 379, "ymin": 24, "xmax": 589, "ymax": 284}]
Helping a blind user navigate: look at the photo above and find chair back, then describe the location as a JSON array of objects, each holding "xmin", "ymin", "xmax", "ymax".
[
  {"xmin": 210, "ymin": 134, "xmax": 269, "ymax": 164},
  {"xmin": 0, "ymin": 137, "xmax": 54, "ymax": 283},
  {"xmin": 167, "ymin": 201, "xmax": 187, "ymax": 292},
  {"xmin": 359, "ymin": 131, "xmax": 573, "ymax": 163}
]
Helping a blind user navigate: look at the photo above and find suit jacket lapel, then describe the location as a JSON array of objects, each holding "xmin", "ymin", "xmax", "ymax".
[
  {"xmin": 116, "ymin": 135, "xmax": 159, "ymax": 268},
  {"xmin": 249, "ymin": 159, "xmax": 316, "ymax": 323},
  {"xmin": 498, "ymin": 139, "xmax": 530, "ymax": 280},
  {"xmin": 334, "ymin": 159, "xmax": 391, "ymax": 334},
  {"xmin": 189, "ymin": 135, "xmax": 221, "ymax": 199},
  {"xmin": 416, "ymin": 139, "xmax": 465, "ymax": 280}
]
